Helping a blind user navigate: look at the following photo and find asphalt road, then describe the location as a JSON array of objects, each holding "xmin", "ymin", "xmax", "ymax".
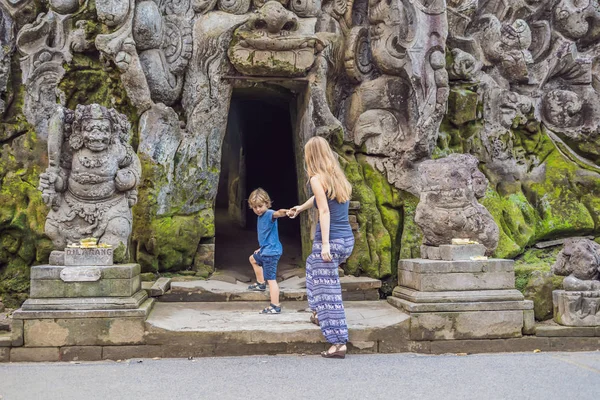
[{"xmin": 1, "ymin": 351, "xmax": 599, "ymax": 400}]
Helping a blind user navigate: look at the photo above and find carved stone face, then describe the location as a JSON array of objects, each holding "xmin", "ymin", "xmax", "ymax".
[
  {"xmin": 228, "ymin": 1, "xmax": 322, "ymax": 77},
  {"xmin": 81, "ymin": 118, "xmax": 112, "ymax": 152}
]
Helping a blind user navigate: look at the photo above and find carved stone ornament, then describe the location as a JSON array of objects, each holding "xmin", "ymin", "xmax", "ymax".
[
  {"xmin": 37, "ymin": 104, "xmax": 142, "ymax": 255},
  {"xmin": 415, "ymin": 154, "xmax": 500, "ymax": 254},
  {"xmin": 552, "ymin": 239, "xmax": 600, "ymax": 326}
]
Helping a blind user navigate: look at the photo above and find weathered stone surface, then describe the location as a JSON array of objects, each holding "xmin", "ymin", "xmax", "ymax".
[
  {"xmin": 64, "ymin": 248, "xmax": 114, "ymax": 266},
  {"xmin": 49, "ymin": 251, "xmax": 65, "ymax": 266},
  {"xmin": 13, "ymin": 298, "xmax": 154, "ymax": 320},
  {"xmin": 552, "ymin": 239, "xmax": 600, "ymax": 291},
  {"xmin": 409, "ymin": 310, "xmax": 524, "ymax": 340},
  {"xmin": 399, "ymin": 259, "xmax": 514, "ymax": 274},
  {"xmin": 24, "ymin": 316, "xmax": 146, "ymax": 347},
  {"xmin": 439, "ymin": 244, "xmax": 486, "ymax": 261},
  {"xmin": 22, "ymin": 290, "xmax": 148, "ymax": 311},
  {"xmin": 393, "ymin": 287, "xmax": 525, "ymax": 304},
  {"xmin": 415, "ymin": 154, "xmax": 499, "ymax": 254},
  {"xmin": 11, "ymin": 319, "xmax": 23, "ymax": 346},
  {"xmin": 149, "ymin": 278, "xmax": 171, "ymax": 297},
  {"xmin": 536, "ymin": 324, "xmax": 598, "ymax": 337},
  {"xmin": 553, "ymin": 290, "xmax": 600, "ymax": 327},
  {"xmin": 30, "ymin": 276, "xmax": 141, "ymax": 298},
  {"xmin": 524, "ymin": 270, "xmax": 554, "ymax": 321},
  {"xmin": 60, "ymin": 346, "xmax": 103, "ymax": 361},
  {"xmin": 31, "ymin": 264, "xmax": 141, "ymax": 280},
  {"xmin": 0, "ymin": 331, "xmax": 11, "ymax": 346},
  {"xmin": 388, "ymin": 296, "xmax": 531, "ymax": 313},
  {"xmin": 0, "ymin": 347, "xmax": 9, "ymax": 362},
  {"xmin": 399, "ymin": 269, "xmax": 515, "ymax": 292},
  {"xmin": 11, "ymin": 347, "xmax": 60, "ymax": 362},
  {"xmin": 102, "ymin": 345, "xmax": 162, "ymax": 360},
  {"xmin": 523, "ymin": 309, "xmax": 535, "ymax": 335},
  {"xmin": 37, "ymin": 105, "xmax": 141, "ymax": 255}
]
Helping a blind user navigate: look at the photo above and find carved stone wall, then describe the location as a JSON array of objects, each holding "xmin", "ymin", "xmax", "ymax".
[{"xmin": 1, "ymin": 0, "xmax": 600, "ymax": 303}]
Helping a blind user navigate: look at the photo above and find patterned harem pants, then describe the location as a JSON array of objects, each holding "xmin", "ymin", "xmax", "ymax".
[{"xmin": 306, "ymin": 237, "xmax": 355, "ymax": 344}]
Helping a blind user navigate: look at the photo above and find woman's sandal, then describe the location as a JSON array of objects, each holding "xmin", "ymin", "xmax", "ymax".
[
  {"xmin": 321, "ymin": 344, "xmax": 346, "ymax": 359},
  {"xmin": 310, "ymin": 311, "xmax": 319, "ymax": 326}
]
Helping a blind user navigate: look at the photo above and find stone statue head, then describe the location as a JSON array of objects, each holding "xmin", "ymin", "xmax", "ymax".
[{"xmin": 68, "ymin": 104, "xmax": 131, "ymax": 151}]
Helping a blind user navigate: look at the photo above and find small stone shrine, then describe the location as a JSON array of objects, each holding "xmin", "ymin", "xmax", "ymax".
[
  {"xmin": 552, "ymin": 239, "xmax": 600, "ymax": 326},
  {"xmin": 388, "ymin": 155, "xmax": 534, "ymax": 340}
]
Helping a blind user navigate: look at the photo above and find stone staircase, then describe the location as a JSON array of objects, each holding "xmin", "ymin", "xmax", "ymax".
[{"xmin": 128, "ymin": 271, "xmax": 404, "ymax": 358}]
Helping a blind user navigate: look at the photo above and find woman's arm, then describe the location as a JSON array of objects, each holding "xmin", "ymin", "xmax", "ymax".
[
  {"xmin": 310, "ymin": 175, "xmax": 332, "ymax": 262},
  {"xmin": 287, "ymin": 196, "xmax": 315, "ymax": 218}
]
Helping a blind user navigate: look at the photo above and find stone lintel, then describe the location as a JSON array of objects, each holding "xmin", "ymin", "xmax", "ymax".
[
  {"xmin": 13, "ymin": 298, "xmax": 154, "ymax": 320},
  {"xmin": 399, "ymin": 259, "xmax": 514, "ymax": 274},
  {"xmin": 21, "ymin": 290, "xmax": 148, "ymax": 311},
  {"xmin": 31, "ymin": 264, "xmax": 141, "ymax": 280},
  {"xmin": 388, "ymin": 296, "xmax": 532, "ymax": 313},
  {"xmin": 392, "ymin": 287, "xmax": 525, "ymax": 303}
]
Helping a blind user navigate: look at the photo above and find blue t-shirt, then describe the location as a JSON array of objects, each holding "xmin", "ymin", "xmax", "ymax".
[{"xmin": 257, "ymin": 209, "xmax": 282, "ymax": 256}]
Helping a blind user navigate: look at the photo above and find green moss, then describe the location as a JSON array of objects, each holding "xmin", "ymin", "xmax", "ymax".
[{"xmin": 514, "ymin": 247, "xmax": 561, "ymax": 292}]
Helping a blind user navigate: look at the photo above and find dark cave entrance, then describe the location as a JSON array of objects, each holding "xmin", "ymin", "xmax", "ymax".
[{"xmin": 215, "ymin": 89, "xmax": 302, "ymax": 277}]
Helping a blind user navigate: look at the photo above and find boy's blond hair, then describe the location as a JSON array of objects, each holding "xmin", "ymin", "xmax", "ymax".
[{"xmin": 248, "ymin": 188, "xmax": 272, "ymax": 208}]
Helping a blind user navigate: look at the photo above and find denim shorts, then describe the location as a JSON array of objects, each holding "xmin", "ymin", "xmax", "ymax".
[{"xmin": 252, "ymin": 252, "xmax": 281, "ymax": 281}]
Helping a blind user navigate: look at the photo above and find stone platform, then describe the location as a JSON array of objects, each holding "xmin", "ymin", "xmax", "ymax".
[
  {"xmin": 389, "ymin": 257, "xmax": 534, "ymax": 340},
  {"xmin": 3, "ymin": 301, "xmax": 600, "ymax": 362},
  {"xmin": 155, "ymin": 276, "xmax": 381, "ymax": 302}
]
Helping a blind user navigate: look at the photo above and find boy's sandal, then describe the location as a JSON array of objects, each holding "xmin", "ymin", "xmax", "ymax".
[
  {"xmin": 321, "ymin": 344, "xmax": 346, "ymax": 359},
  {"xmin": 310, "ymin": 311, "xmax": 319, "ymax": 326},
  {"xmin": 260, "ymin": 304, "xmax": 281, "ymax": 314}
]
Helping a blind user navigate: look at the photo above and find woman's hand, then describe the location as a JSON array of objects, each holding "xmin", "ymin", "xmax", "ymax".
[
  {"xmin": 287, "ymin": 206, "xmax": 300, "ymax": 219},
  {"xmin": 321, "ymin": 242, "xmax": 332, "ymax": 262}
]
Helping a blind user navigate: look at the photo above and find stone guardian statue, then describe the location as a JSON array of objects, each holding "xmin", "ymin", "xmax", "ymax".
[{"xmin": 37, "ymin": 104, "xmax": 141, "ymax": 257}]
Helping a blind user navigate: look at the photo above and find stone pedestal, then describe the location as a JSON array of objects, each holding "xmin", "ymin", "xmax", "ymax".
[
  {"xmin": 553, "ymin": 290, "xmax": 600, "ymax": 327},
  {"xmin": 13, "ymin": 262, "xmax": 154, "ymax": 348},
  {"xmin": 388, "ymin": 248, "xmax": 533, "ymax": 340}
]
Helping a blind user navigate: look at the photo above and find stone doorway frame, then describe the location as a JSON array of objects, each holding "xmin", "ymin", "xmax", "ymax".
[{"xmin": 214, "ymin": 76, "xmax": 317, "ymax": 264}]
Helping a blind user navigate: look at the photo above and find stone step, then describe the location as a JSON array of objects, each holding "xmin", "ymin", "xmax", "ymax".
[
  {"xmin": 143, "ymin": 300, "xmax": 409, "ymax": 357},
  {"xmin": 157, "ymin": 276, "xmax": 381, "ymax": 302}
]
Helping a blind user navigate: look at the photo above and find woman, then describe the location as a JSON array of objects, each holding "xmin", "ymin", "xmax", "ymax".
[{"xmin": 288, "ymin": 136, "xmax": 354, "ymax": 359}]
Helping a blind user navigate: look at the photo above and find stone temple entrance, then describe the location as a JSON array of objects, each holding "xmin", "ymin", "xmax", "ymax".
[{"xmin": 215, "ymin": 89, "xmax": 303, "ymax": 279}]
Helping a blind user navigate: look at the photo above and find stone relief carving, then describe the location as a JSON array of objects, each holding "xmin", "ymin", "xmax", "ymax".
[
  {"xmin": 552, "ymin": 239, "xmax": 600, "ymax": 291},
  {"xmin": 9, "ymin": 0, "xmax": 600, "ymax": 278},
  {"xmin": 414, "ymin": 153, "xmax": 500, "ymax": 253},
  {"xmin": 37, "ymin": 104, "xmax": 141, "ymax": 254},
  {"xmin": 552, "ymin": 239, "xmax": 600, "ymax": 326}
]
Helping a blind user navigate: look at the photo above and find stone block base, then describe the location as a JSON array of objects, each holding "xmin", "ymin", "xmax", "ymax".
[
  {"xmin": 553, "ymin": 290, "xmax": 600, "ymax": 326},
  {"xmin": 12, "ymin": 299, "xmax": 154, "ymax": 347},
  {"xmin": 399, "ymin": 259, "xmax": 515, "ymax": 291},
  {"xmin": 30, "ymin": 264, "xmax": 141, "ymax": 298},
  {"xmin": 392, "ymin": 257, "xmax": 529, "ymax": 340}
]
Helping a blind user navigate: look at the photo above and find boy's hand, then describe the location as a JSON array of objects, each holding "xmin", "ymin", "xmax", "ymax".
[
  {"xmin": 287, "ymin": 207, "xmax": 300, "ymax": 219},
  {"xmin": 273, "ymin": 208, "xmax": 289, "ymax": 218}
]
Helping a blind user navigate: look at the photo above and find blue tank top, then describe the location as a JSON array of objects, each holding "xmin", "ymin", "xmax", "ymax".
[{"xmin": 314, "ymin": 196, "xmax": 353, "ymax": 240}]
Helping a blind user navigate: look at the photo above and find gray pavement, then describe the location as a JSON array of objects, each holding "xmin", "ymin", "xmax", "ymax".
[{"xmin": 1, "ymin": 351, "xmax": 599, "ymax": 400}]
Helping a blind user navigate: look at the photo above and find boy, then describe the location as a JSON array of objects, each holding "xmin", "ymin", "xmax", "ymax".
[{"xmin": 247, "ymin": 188, "xmax": 288, "ymax": 314}]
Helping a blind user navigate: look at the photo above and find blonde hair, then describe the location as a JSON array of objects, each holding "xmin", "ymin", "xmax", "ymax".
[
  {"xmin": 248, "ymin": 188, "xmax": 272, "ymax": 208},
  {"xmin": 304, "ymin": 136, "xmax": 352, "ymax": 203}
]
